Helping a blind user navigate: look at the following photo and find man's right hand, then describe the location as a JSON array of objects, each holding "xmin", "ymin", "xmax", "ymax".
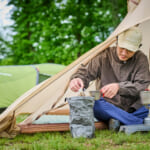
[{"xmin": 69, "ymin": 78, "xmax": 84, "ymax": 92}]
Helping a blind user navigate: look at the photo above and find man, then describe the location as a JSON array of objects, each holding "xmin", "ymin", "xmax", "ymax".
[{"xmin": 69, "ymin": 26, "xmax": 150, "ymax": 131}]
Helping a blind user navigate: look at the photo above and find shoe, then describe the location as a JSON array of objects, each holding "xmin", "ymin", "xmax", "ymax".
[{"xmin": 109, "ymin": 118, "xmax": 120, "ymax": 132}]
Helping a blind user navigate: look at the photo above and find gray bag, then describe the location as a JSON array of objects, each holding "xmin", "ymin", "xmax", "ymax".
[{"xmin": 66, "ymin": 96, "xmax": 95, "ymax": 138}]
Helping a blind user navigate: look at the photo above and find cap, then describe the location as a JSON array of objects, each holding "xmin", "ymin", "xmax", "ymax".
[{"xmin": 118, "ymin": 26, "xmax": 142, "ymax": 52}]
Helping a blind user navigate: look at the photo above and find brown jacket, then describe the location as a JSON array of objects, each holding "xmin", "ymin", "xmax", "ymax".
[{"xmin": 71, "ymin": 47, "xmax": 150, "ymax": 111}]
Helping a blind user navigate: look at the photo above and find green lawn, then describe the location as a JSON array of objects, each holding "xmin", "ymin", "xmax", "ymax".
[
  {"xmin": 1, "ymin": 130, "xmax": 150, "ymax": 150},
  {"xmin": 0, "ymin": 64, "xmax": 65, "ymax": 107}
]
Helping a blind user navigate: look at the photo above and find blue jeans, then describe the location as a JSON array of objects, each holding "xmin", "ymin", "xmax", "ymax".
[{"xmin": 94, "ymin": 97, "xmax": 149, "ymax": 125}]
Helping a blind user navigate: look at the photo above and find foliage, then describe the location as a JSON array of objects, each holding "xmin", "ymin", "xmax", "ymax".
[
  {"xmin": 0, "ymin": 33, "xmax": 12, "ymax": 61},
  {"xmin": 6, "ymin": 0, "xmax": 126, "ymax": 65},
  {"xmin": 0, "ymin": 57, "xmax": 14, "ymax": 65}
]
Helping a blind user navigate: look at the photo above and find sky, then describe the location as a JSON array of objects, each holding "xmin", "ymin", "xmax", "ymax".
[{"xmin": 0, "ymin": 0, "xmax": 14, "ymax": 40}]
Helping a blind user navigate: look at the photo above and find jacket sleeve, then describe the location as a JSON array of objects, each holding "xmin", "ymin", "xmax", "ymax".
[
  {"xmin": 119, "ymin": 56, "xmax": 150, "ymax": 98},
  {"xmin": 70, "ymin": 54, "xmax": 102, "ymax": 89}
]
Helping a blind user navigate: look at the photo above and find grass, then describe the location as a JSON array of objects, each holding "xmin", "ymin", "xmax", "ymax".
[
  {"xmin": 0, "ymin": 64, "xmax": 65, "ymax": 107},
  {"xmin": 1, "ymin": 130, "xmax": 150, "ymax": 150}
]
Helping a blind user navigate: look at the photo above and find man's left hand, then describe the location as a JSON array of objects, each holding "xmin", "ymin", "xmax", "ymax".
[{"xmin": 100, "ymin": 83, "xmax": 119, "ymax": 99}]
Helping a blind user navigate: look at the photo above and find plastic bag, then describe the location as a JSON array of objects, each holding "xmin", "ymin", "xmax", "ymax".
[{"xmin": 66, "ymin": 96, "xmax": 95, "ymax": 138}]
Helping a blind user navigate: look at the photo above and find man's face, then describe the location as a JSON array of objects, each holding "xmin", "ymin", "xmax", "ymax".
[{"xmin": 117, "ymin": 46, "xmax": 135, "ymax": 61}]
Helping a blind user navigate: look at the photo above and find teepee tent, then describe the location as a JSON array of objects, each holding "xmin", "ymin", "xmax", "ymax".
[{"xmin": 0, "ymin": 0, "xmax": 150, "ymax": 137}]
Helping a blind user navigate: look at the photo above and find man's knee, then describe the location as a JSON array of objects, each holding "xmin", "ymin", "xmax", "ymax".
[
  {"xmin": 94, "ymin": 100, "xmax": 104, "ymax": 113},
  {"xmin": 94, "ymin": 99, "xmax": 108, "ymax": 112},
  {"xmin": 93, "ymin": 100, "xmax": 111, "ymax": 121}
]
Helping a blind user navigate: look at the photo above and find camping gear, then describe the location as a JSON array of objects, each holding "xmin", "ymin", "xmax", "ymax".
[
  {"xmin": 19, "ymin": 118, "xmax": 107, "ymax": 134},
  {"xmin": 0, "ymin": 0, "xmax": 150, "ymax": 138},
  {"xmin": 0, "ymin": 65, "xmax": 52, "ymax": 114},
  {"xmin": 141, "ymin": 91, "xmax": 150, "ymax": 124},
  {"xmin": 89, "ymin": 91, "xmax": 101, "ymax": 100},
  {"xmin": 119, "ymin": 90, "xmax": 150, "ymax": 134},
  {"xmin": 33, "ymin": 66, "xmax": 52, "ymax": 85},
  {"xmin": 78, "ymin": 88, "xmax": 86, "ymax": 96},
  {"xmin": 66, "ymin": 96, "xmax": 95, "ymax": 138},
  {"xmin": 109, "ymin": 118, "xmax": 120, "ymax": 131}
]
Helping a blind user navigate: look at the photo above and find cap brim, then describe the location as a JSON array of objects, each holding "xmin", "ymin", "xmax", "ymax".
[{"xmin": 118, "ymin": 42, "xmax": 138, "ymax": 52}]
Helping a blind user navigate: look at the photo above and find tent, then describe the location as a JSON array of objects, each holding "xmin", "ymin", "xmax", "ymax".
[
  {"xmin": 0, "ymin": 64, "xmax": 63, "ymax": 113},
  {"xmin": 0, "ymin": 0, "xmax": 150, "ymax": 138}
]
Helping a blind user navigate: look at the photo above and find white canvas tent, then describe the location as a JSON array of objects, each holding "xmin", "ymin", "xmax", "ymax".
[{"xmin": 0, "ymin": 0, "xmax": 150, "ymax": 137}]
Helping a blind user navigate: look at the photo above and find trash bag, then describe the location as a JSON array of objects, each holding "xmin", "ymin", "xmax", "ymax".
[{"xmin": 66, "ymin": 96, "xmax": 95, "ymax": 138}]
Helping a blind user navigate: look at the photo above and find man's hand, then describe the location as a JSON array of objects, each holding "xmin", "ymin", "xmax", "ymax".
[
  {"xmin": 69, "ymin": 78, "xmax": 84, "ymax": 92},
  {"xmin": 100, "ymin": 83, "xmax": 119, "ymax": 99}
]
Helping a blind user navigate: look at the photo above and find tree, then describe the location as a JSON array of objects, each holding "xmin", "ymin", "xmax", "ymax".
[
  {"xmin": 7, "ymin": 0, "xmax": 127, "ymax": 65},
  {"xmin": 0, "ymin": 31, "xmax": 12, "ymax": 61}
]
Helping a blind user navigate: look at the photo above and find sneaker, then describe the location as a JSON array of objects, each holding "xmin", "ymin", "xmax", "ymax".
[{"xmin": 109, "ymin": 118, "xmax": 120, "ymax": 131}]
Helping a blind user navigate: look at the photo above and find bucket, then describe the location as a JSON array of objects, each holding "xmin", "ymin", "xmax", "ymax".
[{"xmin": 66, "ymin": 96, "xmax": 95, "ymax": 138}]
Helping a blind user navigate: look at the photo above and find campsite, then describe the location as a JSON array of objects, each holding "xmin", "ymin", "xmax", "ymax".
[
  {"xmin": 1, "ymin": 0, "xmax": 150, "ymax": 149},
  {"xmin": 0, "ymin": 66, "xmax": 150, "ymax": 149}
]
